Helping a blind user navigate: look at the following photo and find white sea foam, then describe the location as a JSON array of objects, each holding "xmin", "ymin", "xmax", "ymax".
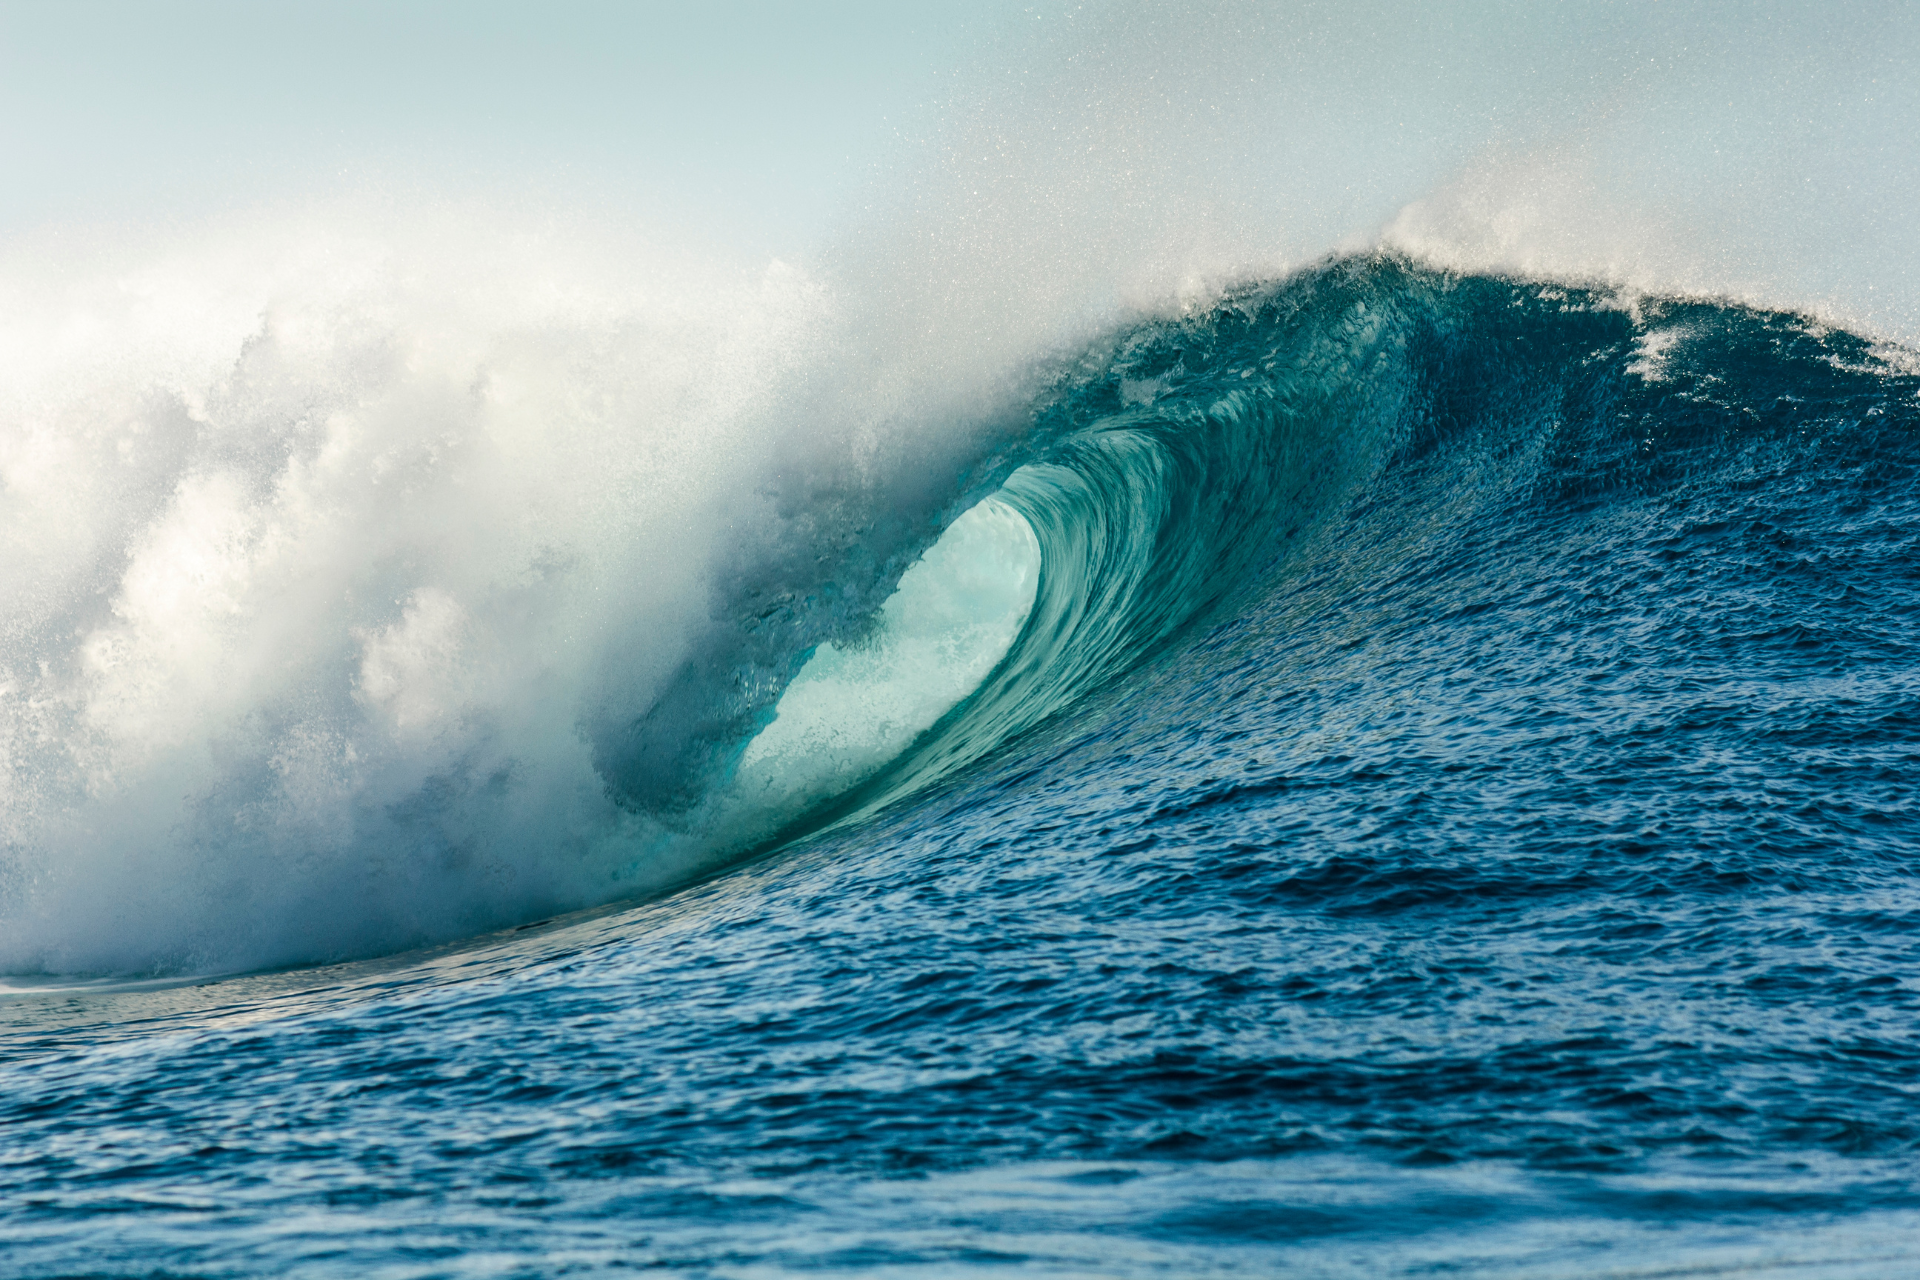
[{"xmin": 0, "ymin": 211, "xmax": 840, "ymax": 973}]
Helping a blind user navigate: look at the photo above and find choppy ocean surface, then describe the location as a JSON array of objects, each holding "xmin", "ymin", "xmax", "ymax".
[{"xmin": 4, "ymin": 258, "xmax": 1919, "ymax": 1276}]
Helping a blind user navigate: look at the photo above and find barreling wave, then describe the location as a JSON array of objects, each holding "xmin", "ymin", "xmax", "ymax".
[
  {"xmin": 4, "ymin": 247, "xmax": 1915, "ymax": 977},
  {"xmin": 750, "ymin": 255, "xmax": 1919, "ymax": 851}
]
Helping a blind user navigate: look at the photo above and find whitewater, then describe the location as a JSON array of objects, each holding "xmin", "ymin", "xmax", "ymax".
[{"xmin": 4, "ymin": 3, "xmax": 1920, "ymax": 1276}]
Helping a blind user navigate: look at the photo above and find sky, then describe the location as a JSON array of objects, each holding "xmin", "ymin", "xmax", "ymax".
[
  {"xmin": 0, "ymin": 0, "xmax": 1030, "ymax": 252},
  {"xmin": 4, "ymin": 1, "xmax": 1918, "ymax": 338}
]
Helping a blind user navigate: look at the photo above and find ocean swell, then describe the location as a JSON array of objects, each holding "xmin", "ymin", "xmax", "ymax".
[
  {"xmin": 643, "ymin": 252, "xmax": 1920, "ymax": 883},
  {"xmin": 3, "ymin": 240, "xmax": 1916, "ymax": 978}
]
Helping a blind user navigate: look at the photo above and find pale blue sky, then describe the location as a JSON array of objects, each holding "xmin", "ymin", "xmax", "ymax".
[
  {"xmin": 5, "ymin": 2, "xmax": 1917, "ymax": 341},
  {"xmin": 0, "ymin": 1, "xmax": 1027, "ymax": 249}
]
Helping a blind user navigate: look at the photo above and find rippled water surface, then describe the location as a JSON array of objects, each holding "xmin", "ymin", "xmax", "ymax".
[{"xmin": 5, "ymin": 263, "xmax": 1920, "ymax": 1277}]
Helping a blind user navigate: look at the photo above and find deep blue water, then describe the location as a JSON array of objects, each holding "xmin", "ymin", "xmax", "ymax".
[{"xmin": 5, "ymin": 259, "xmax": 1920, "ymax": 1277}]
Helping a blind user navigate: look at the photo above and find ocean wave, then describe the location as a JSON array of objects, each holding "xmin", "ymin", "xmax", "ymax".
[{"xmin": 7, "ymin": 236, "xmax": 1911, "ymax": 979}]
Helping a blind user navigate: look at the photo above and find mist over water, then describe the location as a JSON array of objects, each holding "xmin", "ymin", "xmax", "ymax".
[{"xmin": 3, "ymin": 5, "xmax": 1919, "ymax": 1276}]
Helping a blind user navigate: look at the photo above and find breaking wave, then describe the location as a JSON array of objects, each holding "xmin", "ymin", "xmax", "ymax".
[{"xmin": 6, "ymin": 229, "xmax": 1914, "ymax": 978}]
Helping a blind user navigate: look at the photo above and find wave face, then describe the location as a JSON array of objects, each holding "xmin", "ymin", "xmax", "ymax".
[{"xmin": 6, "ymin": 257, "xmax": 1920, "ymax": 1275}]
